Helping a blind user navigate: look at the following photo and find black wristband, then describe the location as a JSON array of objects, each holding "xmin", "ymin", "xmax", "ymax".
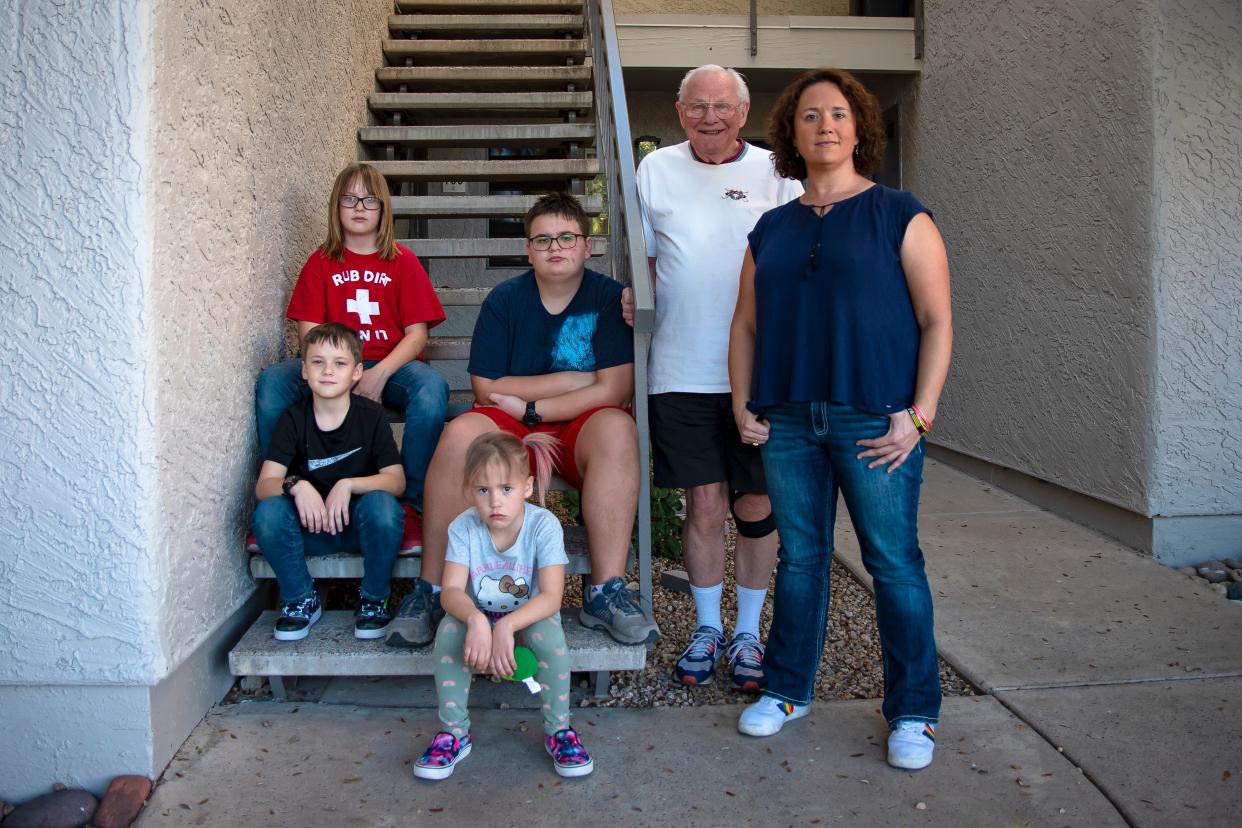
[
  {"xmin": 282, "ymin": 475, "xmax": 302, "ymax": 497},
  {"xmin": 522, "ymin": 400, "xmax": 542, "ymax": 427}
]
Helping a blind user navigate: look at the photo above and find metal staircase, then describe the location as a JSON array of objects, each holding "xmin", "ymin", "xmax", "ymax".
[{"xmin": 230, "ymin": 0, "xmax": 656, "ymax": 698}]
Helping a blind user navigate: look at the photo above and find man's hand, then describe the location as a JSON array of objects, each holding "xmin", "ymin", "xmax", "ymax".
[
  {"xmin": 488, "ymin": 617, "xmax": 517, "ymax": 678},
  {"xmin": 292, "ymin": 482, "xmax": 329, "ymax": 534},
  {"xmin": 487, "ymin": 392, "xmax": 527, "ymax": 421},
  {"xmin": 463, "ymin": 615, "xmax": 493, "ymax": 671},
  {"xmin": 324, "ymin": 479, "xmax": 354, "ymax": 534},
  {"xmin": 621, "ymin": 286, "xmax": 635, "ymax": 328},
  {"xmin": 355, "ymin": 366, "xmax": 389, "ymax": 403}
]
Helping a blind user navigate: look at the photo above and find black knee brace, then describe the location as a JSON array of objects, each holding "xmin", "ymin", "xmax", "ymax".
[{"xmin": 730, "ymin": 491, "xmax": 777, "ymax": 539}]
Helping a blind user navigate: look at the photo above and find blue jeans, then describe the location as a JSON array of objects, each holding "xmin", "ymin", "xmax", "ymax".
[
  {"xmin": 760, "ymin": 401, "xmax": 940, "ymax": 727},
  {"xmin": 254, "ymin": 357, "xmax": 448, "ymax": 511},
  {"xmin": 253, "ymin": 491, "xmax": 403, "ymax": 603}
]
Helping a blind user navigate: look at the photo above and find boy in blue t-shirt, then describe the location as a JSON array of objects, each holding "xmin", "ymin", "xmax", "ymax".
[
  {"xmin": 253, "ymin": 323, "xmax": 405, "ymax": 641},
  {"xmin": 386, "ymin": 193, "xmax": 658, "ymax": 650}
]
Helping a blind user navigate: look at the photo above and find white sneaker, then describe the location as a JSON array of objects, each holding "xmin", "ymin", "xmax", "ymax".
[
  {"xmin": 737, "ymin": 695, "xmax": 810, "ymax": 736},
  {"xmin": 887, "ymin": 720, "xmax": 936, "ymax": 769}
]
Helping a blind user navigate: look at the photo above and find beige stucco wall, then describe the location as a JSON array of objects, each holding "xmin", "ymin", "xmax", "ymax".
[
  {"xmin": 616, "ymin": 0, "xmax": 850, "ymax": 14},
  {"xmin": 148, "ymin": 0, "xmax": 391, "ymax": 671}
]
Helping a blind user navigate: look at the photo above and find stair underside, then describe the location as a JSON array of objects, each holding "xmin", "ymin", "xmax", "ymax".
[
  {"xmin": 360, "ymin": 123, "xmax": 595, "ymax": 147},
  {"xmin": 390, "ymin": 194, "xmax": 603, "ymax": 217},
  {"xmin": 388, "ymin": 14, "xmax": 583, "ymax": 34},
  {"xmin": 401, "ymin": 237, "xmax": 606, "ymax": 259},
  {"xmin": 383, "ymin": 39, "xmax": 586, "ymax": 64},
  {"xmin": 229, "ymin": 610, "xmax": 645, "ymax": 677},
  {"xmin": 375, "ymin": 64, "xmax": 592, "ymax": 90},
  {"xmin": 372, "ymin": 159, "xmax": 599, "ymax": 181},
  {"xmin": 368, "ymin": 91, "xmax": 592, "ymax": 113},
  {"xmin": 397, "ymin": 0, "xmax": 584, "ymax": 10}
]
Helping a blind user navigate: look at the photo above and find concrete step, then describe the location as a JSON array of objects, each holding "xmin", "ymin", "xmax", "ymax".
[
  {"xmin": 360, "ymin": 123, "xmax": 595, "ymax": 148},
  {"xmin": 250, "ymin": 526, "xmax": 597, "ymax": 579},
  {"xmin": 404, "ymin": 236, "xmax": 606, "ymax": 258},
  {"xmin": 375, "ymin": 64, "xmax": 592, "ymax": 91},
  {"xmin": 372, "ymin": 158, "xmax": 599, "ymax": 182},
  {"xmin": 368, "ymin": 91, "xmax": 592, "ymax": 114},
  {"xmin": 435, "ymin": 287, "xmax": 493, "ymax": 306},
  {"xmin": 424, "ymin": 336, "xmax": 472, "ymax": 361},
  {"xmin": 388, "ymin": 14, "xmax": 583, "ymax": 35},
  {"xmin": 392, "ymin": 194, "xmax": 603, "ymax": 218},
  {"xmin": 229, "ymin": 609, "xmax": 646, "ymax": 679},
  {"xmin": 383, "ymin": 38, "xmax": 586, "ymax": 64},
  {"xmin": 396, "ymin": 0, "xmax": 583, "ymax": 11}
]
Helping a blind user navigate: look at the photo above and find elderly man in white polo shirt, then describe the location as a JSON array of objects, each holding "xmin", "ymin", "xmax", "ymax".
[{"xmin": 624, "ymin": 65, "xmax": 803, "ymax": 691}]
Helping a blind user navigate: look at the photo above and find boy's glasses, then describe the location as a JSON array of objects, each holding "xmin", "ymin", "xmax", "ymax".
[
  {"xmin": 681, "ymin": 101, "xmax": 740, "ymax": 119},
  {"xmin": 528, "ymin": 232, "xmax": 588, "ymax": 251},
  {"xmin": 339, "ymin": 194, "xmax": 381, "ymax": 210}
]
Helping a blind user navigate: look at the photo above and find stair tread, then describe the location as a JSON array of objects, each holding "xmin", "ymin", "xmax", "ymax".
[
  {"xmin": 396, "ymin": 0, "xmax": 584, "ymax": 11},
  {"xmin": 390, "ymin": 194, "xmax": 603, "ymax": 217},
  {"xmin": 360, "ymin": 124, "xmax": 594, "ymax": 146},
  {"xmin": 403, "ymin": 237, "xmax": 606, "ymax": 258},
  {"xmin": 229, "ymin": 610, "xmax": 646, "ymax": 676},
  {"xmin": 384, "ymin": 38, "xmax": 586, "ymax": 53},
  {"xmin": 369, "ymin": 91, "xmax": 592, "ymax": 111},
  {"xmin": 389, "ymin": 13, "xmax": 583, "ymax": 31},
  {"xmin": 372, "ymin": 159, "xmax": 600, "ymax": 181},
  {"xmin": 375, "ymin": 65, "xmax": 592, "ymax": 90}
]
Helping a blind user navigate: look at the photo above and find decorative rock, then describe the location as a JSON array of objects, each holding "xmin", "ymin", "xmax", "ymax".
[
  {"xmin": 1197, "ymin": 562, "xmax": 1229, "ymax": 583},
  {"xmin": 92, "ymin": 775, "xmax": 152, "ymax": 828},
  {"xmin": 1230, "ymin": 569, "xmax": 1242, "ymax": 583},
  {"xmin": 1223, "ymin": 557, "xmax": 1242, "ymax": 570},
  {"xmin": 51, "ymin": 784, "xmax": 66, "ymax": 793},
  {"xmin": 1227, "ymin": 581, "xmax": 1242, "ymax": 601},
  {"xmin": 1210, "ymin": 583, "xmax": 1228, "ymax": 596},
  {"xmin": 4, "ymin": 789, "xmax": 97, "ymax": 828},
  {"xmin": 659, "ymin": 569, "xmax": 691, "ymax": 595},
  {"xmin": 1177, "ymin": 566, "xmax": 1198, "ymax": 577}
]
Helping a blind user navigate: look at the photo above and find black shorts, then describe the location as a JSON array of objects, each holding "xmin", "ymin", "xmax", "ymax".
[{"xmin": 649, "ymin": 392, "xmax": 766, "ymax": 493}]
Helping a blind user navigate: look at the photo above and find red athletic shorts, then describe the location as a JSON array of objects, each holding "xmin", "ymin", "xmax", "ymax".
[{"xmin": 467, "ymin": 404, "xmax": 631, "ymax": 490}]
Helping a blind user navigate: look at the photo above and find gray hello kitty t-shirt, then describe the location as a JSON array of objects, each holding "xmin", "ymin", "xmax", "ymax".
[{"xmin": 445, "ymin": 503, "xmax": 569, "ymax": 620}]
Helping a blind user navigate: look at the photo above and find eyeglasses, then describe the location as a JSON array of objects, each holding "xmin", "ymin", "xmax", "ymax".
[
  {"xmin": 681, "ymin": 101, "xmax": 741, "ymax": 119},
  {"xmin": 339, "ymin": 194, "xmax": 381, "ymax": 210},
  {"xmin": 528, "ymin": 232, "xmax": 588, "ymax": 251}
]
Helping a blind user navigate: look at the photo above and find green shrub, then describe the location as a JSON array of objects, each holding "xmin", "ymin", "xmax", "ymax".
[{"xmin": 561, "ymin": 486, "xmax": 684, "ymax": 561}]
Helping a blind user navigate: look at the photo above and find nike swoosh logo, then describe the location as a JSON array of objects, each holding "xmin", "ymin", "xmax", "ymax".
[{"xmin": 307, "ymin": 447, "xmax": 362, "ymax": 470}]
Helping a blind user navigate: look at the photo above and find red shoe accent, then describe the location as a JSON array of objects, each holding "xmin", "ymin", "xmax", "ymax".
[
  {"xmin": 401, "ymin": 505, "xmax": 423, "ymax": 554},
  {"xmin": 246, "ymin": 533, "xmax": 260, "ymax": 553}
]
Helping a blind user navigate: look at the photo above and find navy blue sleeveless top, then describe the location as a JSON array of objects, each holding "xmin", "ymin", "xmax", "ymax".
[{"xmin": 747, "ymin": 184, "xmax": 931, "ymax": 414}]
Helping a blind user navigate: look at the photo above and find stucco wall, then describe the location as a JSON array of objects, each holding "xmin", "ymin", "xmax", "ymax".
[
  {"xmin": 149, "ymin": 0, "xmax": 392, "ymax": 670},
  {"xmin": 0, "ymin": 0, "xmax": 162, "ymax": 685},
  {"xmin": 902, "ymin": 0, "xmax": 1156, "ymax": 513},
  {"xmin": 616, "ymin": 0, "xmax": 850, "ymax": 15},
  {"xmin": 1150, "ymin": 0, "xmax": 1242, "ymax": 517}
]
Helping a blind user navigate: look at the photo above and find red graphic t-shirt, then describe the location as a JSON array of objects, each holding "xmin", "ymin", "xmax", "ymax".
[{"xmin": 286, "ymin": 245, "xmax": 446, "ymax": 362}]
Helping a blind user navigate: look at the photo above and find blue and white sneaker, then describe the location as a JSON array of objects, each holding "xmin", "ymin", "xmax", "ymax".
[
  {"xmin": 727, "ymin": 632, "xmax": 766, "ymax": 692},
  {"xmin": 674, "ymin": 625, "xmax": 727, "ymax": 685},
  {"xmin": 887, "ymin": 721, "xmax": 936, "ymax": 770},
  {"xmin": 737, "ymin": 695, "xmax": 810, "ymax": 736}
]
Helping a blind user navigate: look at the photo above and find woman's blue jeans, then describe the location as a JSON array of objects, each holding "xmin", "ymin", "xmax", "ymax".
[
  {"xmin": 760, "ymin": 401, "xmax": 941, "ymax": 727},
  {"xmin": 253, "ymin": 491, "xmax": 403, "ymax": 603},
  {"xmin": 254, "ymin": 357, "xmax": 448, "ymax": 511}
]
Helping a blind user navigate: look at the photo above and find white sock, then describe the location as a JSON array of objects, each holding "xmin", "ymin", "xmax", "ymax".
[
  {"xmin": 431, "ymin": 584, "xmax": 442, "ymax": 595},
  {"xmin": 590, "ymin": 583, "xmax": 604, "ymax": 600},
  {"xmin": 733, "ymin": 584, "xmax": 767, "ymax": 639},
  {"xmin": 690, "ymin": 581, "xmax": 724, "ymax": 634}
]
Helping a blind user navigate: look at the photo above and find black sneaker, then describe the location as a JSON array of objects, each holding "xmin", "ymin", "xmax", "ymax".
[
  {"xmin": 384, "ymin": 579, "xmax": 444, "ymax": 648},
  {"xmin": 274, "ymin": 593, "xmax": 322, "ymax": 641},
  {"xmin": 354, "ymin": 594, "xmax": 393, "ymax": 640}
]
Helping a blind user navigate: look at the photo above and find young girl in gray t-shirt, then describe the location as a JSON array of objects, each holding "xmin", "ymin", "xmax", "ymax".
[{"xmin": 413, "ymin": 432, "xmax": 593, "ymax": 780}]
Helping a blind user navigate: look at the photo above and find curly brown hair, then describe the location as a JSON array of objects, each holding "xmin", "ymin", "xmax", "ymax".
[{"xmin": 767, "ymin": 68, "xmax": 886, "ymax": 180}]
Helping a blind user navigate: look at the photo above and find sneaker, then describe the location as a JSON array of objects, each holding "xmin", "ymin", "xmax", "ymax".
[
  {"xmin": 737, "ymin": 695, "xmax": 810, "ymax": 737},
  {"xmin": 354, "ymin": 594, "xmax": 393, "ymax": 640},
  {"xmin": 400, "ymin": 504, "xmax": 422, "ymax": 554},
  {"xmin": 727, "ymin": 632, "xmax": 766, "ymax": 692},
  {"xmin": 385, "ymin": 579, "xmax": 443, "ymax": 648},
  {"xmin": 544, "ymin": 728, "xmax": 594, "ymax": 778},
  {"xmin": 245, "ymin": 533, "xmax": 260, "ymax": 553},
  {"xmin": 887, "ymin": 720, "xmax": 936, "ymax": 770},
  {"xmin": 413, "ymin": 731, "xmax": 472, "ymax": 780},
  {"xmin": 273, "ymin": 593, "xmax": 322, "ymax": 641},
  {"xmin": 578, "ymin": 577, "xmax": 660, "ymax": 645},
  {"xmin": 674, "ymin": 625, "xmax": 727, "ymax": 685}
]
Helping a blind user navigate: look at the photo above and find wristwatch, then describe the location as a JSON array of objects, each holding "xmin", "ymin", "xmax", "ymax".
[
  {"xmin": 522, "ymin": 400, "xmax": 542, "ymax": 427},
  {"xmin": 282, "ymin": 475, "xmax": 303, "ymax": 497}
]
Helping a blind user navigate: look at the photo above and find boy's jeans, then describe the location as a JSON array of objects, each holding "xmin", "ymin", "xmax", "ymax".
[
  {"xmin": 254, "ymin": 357, "xmax": 449, "ymax": 511},
  {"xmin": 760, "ymin": 401, "xmax": 941, "ymax": 727},
  {"xmin": 253, "ymin": 491, "xmax": 403, "ymax": 603}
]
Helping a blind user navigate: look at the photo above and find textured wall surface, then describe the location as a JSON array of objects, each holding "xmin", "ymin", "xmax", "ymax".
[
  {"xmin": 0, "ymin": 1, "xmax": 162, "ymax": 684},
  {"xmin": 149, "ymin": 0, "xmax": 391, "ymax": 669},
  {"xmin": 903, "ymin": 0, "xmax": 1156, "ymax": 512},
  {"xmin": 1150, "ymin": 0, "xmax": 1242, "ymax": 517},
  {"xmin": 616, "ymin": 0, "xmax": 850, "ymax": 15}
]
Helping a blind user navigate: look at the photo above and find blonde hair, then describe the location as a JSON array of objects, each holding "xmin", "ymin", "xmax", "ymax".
[
  {"xmin": 321, "ymin": 163, "xmax": 398, "ymax": 261},
  {"xmin": 463, "ymin": 431, "xmax": 561, "ymax": 506}
]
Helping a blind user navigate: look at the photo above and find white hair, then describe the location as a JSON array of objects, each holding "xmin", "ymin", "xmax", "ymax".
[{"xmin": 677, "ymin": 64, "xmax": 750, "ymax": 105}]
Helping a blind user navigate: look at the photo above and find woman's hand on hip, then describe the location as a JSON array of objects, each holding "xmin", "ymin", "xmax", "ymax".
[
  {"xmin": 735, "ymin": 405, "xmax": 770, "ymax": 448},
  {"xmin": 856, "ymin": 411, "xmax": 921, "ymax": 472}
]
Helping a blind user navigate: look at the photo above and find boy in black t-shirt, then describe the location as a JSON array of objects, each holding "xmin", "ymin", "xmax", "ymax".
[{"xmin": 253, "ymin": 323, "xmax": 405, "ymax": 641}]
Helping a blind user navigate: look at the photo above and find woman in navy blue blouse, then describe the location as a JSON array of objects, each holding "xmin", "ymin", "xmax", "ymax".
[{"xmin": 728, "ymin": 68, "xmax": 953, "ymax": 771}]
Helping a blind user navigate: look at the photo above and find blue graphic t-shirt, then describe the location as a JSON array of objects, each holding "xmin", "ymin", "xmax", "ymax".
[{"xmin": 468, "ymin": 268, "xmax": 634, "ymax": 382}]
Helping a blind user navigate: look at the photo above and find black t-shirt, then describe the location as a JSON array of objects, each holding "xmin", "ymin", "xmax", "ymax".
[
  {"xmin": 265, "ymin": 396, "xmax": 401, "ymax": 499},
  {"xmin": 467, "ymin": 269, "xmax": 634, "ymax": 380}
]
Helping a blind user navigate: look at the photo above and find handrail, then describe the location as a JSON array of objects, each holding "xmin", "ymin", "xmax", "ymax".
[{"xmin": 584, "ymin": 0, "xmax": 656, "ymax": 616}]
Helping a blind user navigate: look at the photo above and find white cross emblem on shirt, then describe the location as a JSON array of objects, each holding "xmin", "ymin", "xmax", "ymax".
[{"xmin": 346, "ymin": 289, "xmax": 380, "ymax": 325}]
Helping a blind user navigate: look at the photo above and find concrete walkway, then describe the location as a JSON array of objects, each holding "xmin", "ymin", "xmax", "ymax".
[{"xmin": 139, "ymin": 460, "xmax": 1241, "ymax": 827}]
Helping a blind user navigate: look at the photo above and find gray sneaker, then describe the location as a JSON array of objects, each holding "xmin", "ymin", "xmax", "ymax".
[
  {"xmin": 384, "ymin": 579, "xmax": 443, "ymax": 648},
  {"xmin": 579, "ymin": 576, "xmax": 660, "ymax": 645}
]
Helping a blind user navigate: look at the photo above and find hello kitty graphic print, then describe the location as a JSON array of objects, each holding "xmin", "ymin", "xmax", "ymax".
[{"xmin": 445, "ymin": 503, "xmax": 570, "ymax": 620}]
